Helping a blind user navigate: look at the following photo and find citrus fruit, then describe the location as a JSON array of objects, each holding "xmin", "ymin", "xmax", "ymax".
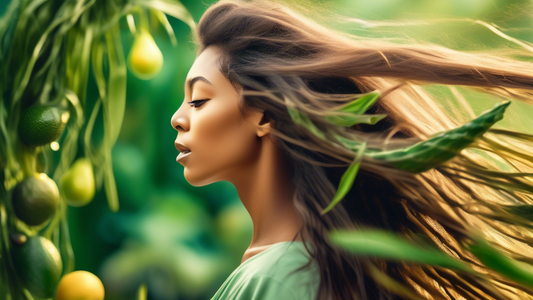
[
  {"xmin": 18, "ymin": 105, "xmax": 67, "ymax": 147},
  {"xmin": 55, "ymin": 270, "xmax": 105, "ymax": 300},
  {"xmin": 11, "ymin": 235, "xmax": 63, "ymax": 299},
  {"xmin": 59, "ymin": 158, "xmax": 95, "ymax": 207},
  {"xmin": 12, "ymin": 173, "xmax": 60, "ymax": 226},
  {"xmin": 128, "ymin": 28, "xmax": 163, "ymax": 80}
]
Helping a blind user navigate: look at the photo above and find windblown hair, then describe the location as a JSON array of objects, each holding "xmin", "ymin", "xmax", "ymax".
[{"xmin": 195, "ymin": 0, "xmax": 533, "ymax": 299}]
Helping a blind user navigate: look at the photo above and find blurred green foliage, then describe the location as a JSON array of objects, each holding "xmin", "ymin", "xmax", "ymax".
[{"xmin": 3, "ymin": 0, "xmax": 532, "ymax": 299}]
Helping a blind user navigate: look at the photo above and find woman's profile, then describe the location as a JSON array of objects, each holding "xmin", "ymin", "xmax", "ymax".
[{"xmin": 171, "ymin": 0, "xmax": 533, "ymax": 299}]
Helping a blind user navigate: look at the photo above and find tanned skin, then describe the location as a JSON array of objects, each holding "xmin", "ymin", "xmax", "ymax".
[{"xmin": 171, "ymin": 46, "xmax": 304, "ymax": 264}]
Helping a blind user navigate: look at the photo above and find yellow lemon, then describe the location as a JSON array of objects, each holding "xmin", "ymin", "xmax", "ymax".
[
  {"xmin": 59, "ymin": 158, "xmax": 95, "ymax": 207},
  {"xmin": 55, "ymin": 270, "xmax": 105, "ymax": 300},
  {"xmin": 128, "ymin": 28, "xmax": 163, "ymax": 80},
  {"xmin": 11, "ymin": 173, "xmax": 60, "ymax": 226}
]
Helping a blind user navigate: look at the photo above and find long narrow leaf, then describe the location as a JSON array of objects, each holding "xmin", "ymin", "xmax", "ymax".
[
  {"xmin": 153, "ymin": 9, "xmax": 177, "ymax": 47},
  {"xmin": 468, "ymin": 235, "xmax": 533, "ymax": 288},
  {"xmin": 329, "ymin": 229, "xmax": 473, "ymax": 273},
  {"xmin": 366, "ymin": 262, "xmax": 425, "ymax": 300},
  {"xmin": 104, "ymin": 25, "xmax": 127, "ymax": 146},
  {"xmin": 336, "ymin": 90, "xmax": 380, "ymax": 114},
  {"xmin": 134, "ymin": 0, "xmax": 196, "ymax": 30},
  {"xmin": 321, "ymin": 142, "xmax": 366, "ymax": 215},
  {"xmin": 324, "ymin": 113, "xmax": 387, "ymax": 127},
  {"xmin": 366, "ymin": 101, "xmax": 510, "ymax": 173}
]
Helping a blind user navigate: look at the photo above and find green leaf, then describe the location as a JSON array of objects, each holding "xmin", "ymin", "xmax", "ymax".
[
  {"xmin": 467, "ymin": 235, "xmax": 533, "ymax": 288},
  {"xmin": 91, "ymin": 40, "xmax": 106, "ymax": 99},
  {"xmin": 152, "ymin": 9, "xmax": 177, "ymax": 47},
  {"xmin": 321, "ymin": 142, "xmax": 366, "ymax": 215},
  {"xmin": 366, "ymin": 101, "xmax": 510, "ymax": 173},
  {"xmin": 101, "ymin": 24, "xmax": 126, "ymax": 212},
  {"xmin": 329, "ymin": 229, "xmax": 473, "ymax": 273},
  {"xmin": 336, "ymin": 90, "xmax": 380, "ymax": 115},
  {"xmin": 287, "ymin": 106, "xmax": 326, "ymax": 140},
  {"xmin": 332, "ymin": 134, "xmax": 366, "ymax": 152},
  {"xmin": 366, "ymin": 263, "xmax": 425, "ymax": 300},
  {"xmin": 134, "ymin": 0, "xmax": 196, "ymax": 31},
  {"xmin": 104, "ymin": 25, "xmax": 127, "ymax": 147},
  {"xmin": 503, "ymin": 205, "xmax": 533, "ymax": 220},
  {"xmin": 324, "ymin": 113, "xmax": 387, "ymax": 127}
]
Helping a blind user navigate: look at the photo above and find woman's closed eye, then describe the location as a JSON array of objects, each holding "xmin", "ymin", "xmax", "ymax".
[{"xmin": 188, "ymin": 99, "xmax": 208, "ymax": 108}]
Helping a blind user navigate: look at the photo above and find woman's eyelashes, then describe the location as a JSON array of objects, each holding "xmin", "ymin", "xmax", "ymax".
[{"xmin": 188, "ymin": 99, "xmax": 208, "ymax": 108}]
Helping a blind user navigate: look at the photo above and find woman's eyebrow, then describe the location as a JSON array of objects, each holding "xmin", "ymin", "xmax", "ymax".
[{"xmin": 185, "ymin": 76, "xmax": 213, "ymax": 92}]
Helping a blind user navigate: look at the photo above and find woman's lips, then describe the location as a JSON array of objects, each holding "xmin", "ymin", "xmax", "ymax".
[{"xmin": 177, "ymin": 151, "xmax": 192, "ymax": 162}]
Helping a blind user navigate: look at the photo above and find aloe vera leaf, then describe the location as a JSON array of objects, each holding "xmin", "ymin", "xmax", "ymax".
[
  {"xmin": 365, "ymin": 101, "xmax": 510, "ymax": 173},
  {"xmin": 324, "ymin": 113, "xmax": 387, "ymax": 127},
  {"xmin": 335, "ymin": 90, "xmax": 380, "ymax": 115},
  {"xmin": 321, "ymin": 142, "xmax": 366, "ymax": 215},
  {"xmin": 329, "ymin": 229, "xmax": 473, "ymax": 273},
  {"xmin": 467, "ymin": 235, "xmax": 533, "ymax": 288}
]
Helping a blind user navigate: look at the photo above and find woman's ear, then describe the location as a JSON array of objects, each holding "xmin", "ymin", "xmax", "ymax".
[{"xmin": 256, "ymin": 111, "xmax": 272, "ymax": 138}]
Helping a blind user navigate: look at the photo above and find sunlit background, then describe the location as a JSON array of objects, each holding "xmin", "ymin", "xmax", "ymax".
[{"xmin": 2, "ymin": 0, "xmax": 533, "ymax": 299}]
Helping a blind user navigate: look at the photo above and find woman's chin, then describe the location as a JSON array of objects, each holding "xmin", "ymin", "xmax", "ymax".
[{"xmin": 183, "ymin": 169, "xmax": 215, "ymax": 187}]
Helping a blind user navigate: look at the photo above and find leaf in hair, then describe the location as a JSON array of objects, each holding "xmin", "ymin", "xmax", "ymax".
[
  {"xmin": 321, "ymin": 142, "xmax": 366, "ymax": 215},
  {"xmin": 503, "ymin": 205, "xmax": 533, "ymax": 221},
  {"xmin": 365, "ymin": 101, "xmax": 510, "ymax": 173},
  {"xmin": 328, "ymin": 229, "xmax": 473, "ymax": 273},
  {"xmin": 336, "ymin": 90, "xmax": 381, "ymax": 115},
  {"xmin": 366, "ymin": 262, "xmax": 426, "ymax": 300},
  {"xmin": 467, "ymin": 234, "xmax": 533, "ymax": 288},
  {"xmin": 287, "ymin": 106, "xmax": 326, "ymax": 140},
  {"xmin": 324, "ymin": 113, "xmax": 387, "ymax": 127}
]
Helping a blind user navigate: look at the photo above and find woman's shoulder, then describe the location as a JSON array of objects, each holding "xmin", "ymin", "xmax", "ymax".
[
  {"xmin": 210, "ymin": 241, "xmax": 320, "ymax": 300},
  {"xmin": 245, "ymin": 240, "xmax": 318, "ymax": 277}
]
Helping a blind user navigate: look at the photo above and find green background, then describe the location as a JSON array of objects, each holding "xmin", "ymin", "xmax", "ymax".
[{"xmin": 2, "ymin": 0, "xmax": 533, "ymax": 299}]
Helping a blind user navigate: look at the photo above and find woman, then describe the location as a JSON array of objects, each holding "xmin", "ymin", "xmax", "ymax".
[{"xmin": 171, "ymin": 0, "xmax": 533, "ymax": 299}]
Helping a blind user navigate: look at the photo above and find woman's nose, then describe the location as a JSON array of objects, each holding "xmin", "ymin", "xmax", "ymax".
[{"xmin": 171, "ymin": 106, "xmax": 189, "ymax": 132}]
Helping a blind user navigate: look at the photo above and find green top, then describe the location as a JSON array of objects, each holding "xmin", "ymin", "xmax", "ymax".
[{"xmin": 210, "ymin": 241, "xmax": 320, "ymax": 300}]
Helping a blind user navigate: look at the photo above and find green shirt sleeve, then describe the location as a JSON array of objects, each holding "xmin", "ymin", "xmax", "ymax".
[{"xmin": 234, "ymin": 274, "xmax": 298, "ymax": 300}]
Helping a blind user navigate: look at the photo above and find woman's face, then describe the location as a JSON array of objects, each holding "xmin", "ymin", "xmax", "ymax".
[{"xmin": 171, "ymin": 46, "xmax": 266, "ymax": 187}]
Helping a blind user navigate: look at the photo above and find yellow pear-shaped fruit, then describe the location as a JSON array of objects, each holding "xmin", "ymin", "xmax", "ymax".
[
  {"xmin": 128, "ymin": 28, "xmax": 163, "ymax": 80},
  {"xmin": 59, "ymin": 158, "xmax": 95, "ymax": 207}
]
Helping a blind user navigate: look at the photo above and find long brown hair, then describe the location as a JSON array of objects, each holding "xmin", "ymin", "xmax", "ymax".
[{"xmin": 194, "ymin": 0, "xmax": 533, "ymax": 299}]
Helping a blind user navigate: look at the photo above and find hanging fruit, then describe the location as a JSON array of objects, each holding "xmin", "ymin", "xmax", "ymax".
[
  {"xmin": 59, "ymin": 158, "xmax": 95, "ymax": 207},
  {"xmin": 18, "ymin": 105, "xmax": 68, "ymax": 147},
  {"xmin": 55, "ymin": 270, "xmax": 105, "ymax": 300},
  {"xmin": 10, "ymin": 235, "xmax": 63, "ymax": 299},
  {"xmin": 11, "ymin": 173, "xmax": 60, "ymax": 226},
  {"xmin": 128, "ymin": 28, "xmax": 164, "ymax": 80}
]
